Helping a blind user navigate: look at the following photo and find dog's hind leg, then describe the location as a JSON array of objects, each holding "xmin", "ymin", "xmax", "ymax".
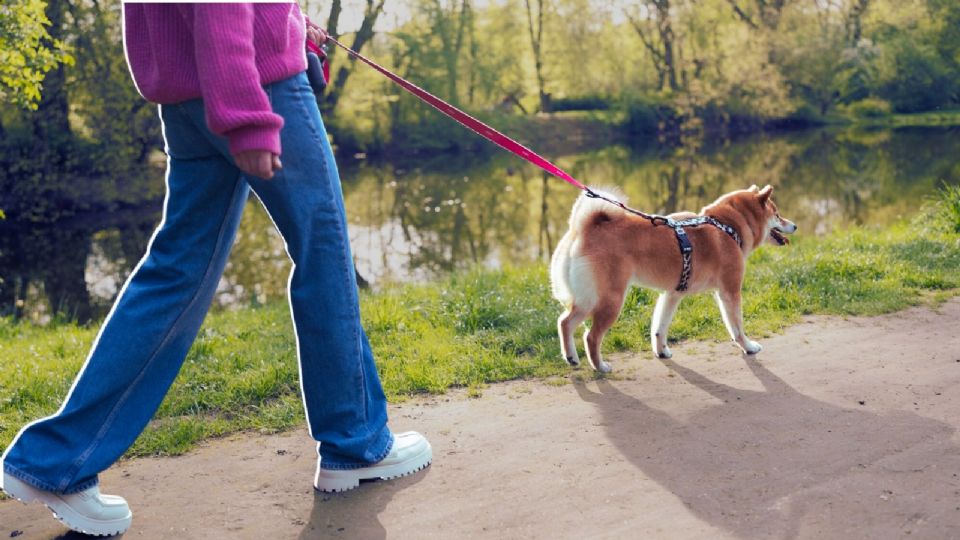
[
  {"xmin": 583, "ymin": 293, "xmax": 625, "ymax": 373},
  {"xmin": 558, "ymin": 305, "xmax": 589, "ymax": 366},
  {"xmin": 651, "ymin": 292, "xmax": 682, "ymax": 358},
  {"xmin": 714, "ymin": 290, "xmax": 762, "ymax": 355}
]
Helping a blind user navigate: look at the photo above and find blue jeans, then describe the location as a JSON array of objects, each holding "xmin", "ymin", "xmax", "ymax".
[{"xmin": 2, "ymin": 72, "xmax": 393, "ymax": 494}]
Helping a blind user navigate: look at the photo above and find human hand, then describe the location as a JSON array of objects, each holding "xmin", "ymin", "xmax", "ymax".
[
  {"xmin": 306, "ymin": 19, "xmax": 328, "ymax": 48},
  {"xmin": 235, "ymin": 150, "xmax": 282, "ymax": 180}
]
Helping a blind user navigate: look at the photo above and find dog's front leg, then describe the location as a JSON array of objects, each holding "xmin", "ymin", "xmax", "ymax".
[
  {"xmin": 651, "ymin": 292, "xmax": 682, "ymax": 358},
  {"xmin": 714, "ymin": 290, "xmax": 762, "ymax": 354}
]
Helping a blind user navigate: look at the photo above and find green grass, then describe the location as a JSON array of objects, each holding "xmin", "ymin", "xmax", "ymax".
[
  {"xmin": 1, "ymin": 203, "xmax": 958, "ymax": 459},
  {"xmin": 937, "ymin": 182, "xmax": 960, "ymax": 233}
]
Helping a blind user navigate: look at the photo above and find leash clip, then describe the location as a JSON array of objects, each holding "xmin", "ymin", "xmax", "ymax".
[{"xmin": 650, "ymin": 216, "xmax": 670, "ymax": 227}]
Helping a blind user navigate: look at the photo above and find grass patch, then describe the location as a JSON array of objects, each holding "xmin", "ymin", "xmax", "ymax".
[
  {"xmin": 936, "ymin": 182, "xmax": 960, "ymax": 233},
  {"xmin": 1, "ymin": 206, "xmax": 958, "ymax": 458}
]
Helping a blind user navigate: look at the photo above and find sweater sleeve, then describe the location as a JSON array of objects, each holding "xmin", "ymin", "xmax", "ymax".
[{"xmin": 191, "ymin": 4, "xmax": 284, "ymax": 156}]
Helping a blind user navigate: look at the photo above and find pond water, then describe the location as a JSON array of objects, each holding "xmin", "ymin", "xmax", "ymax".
[{"xmin": 1, "ymin": 125, "xmax": 957, "ymax": 323}]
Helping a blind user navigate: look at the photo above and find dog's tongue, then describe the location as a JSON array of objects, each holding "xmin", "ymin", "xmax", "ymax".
[{"xmin": 771, "ymin": 229, "xmax": 789, "ymax": 245}]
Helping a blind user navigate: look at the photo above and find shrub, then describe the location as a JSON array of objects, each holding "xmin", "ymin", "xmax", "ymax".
[
  {"xmin": 551, "ymin": 95, "xmax": 612, "ymax": 112},
  {"xmin": 621, "ymin": 96, "xmax": 674, "ymax": 136},
  {"xmin": 843, "ymin": 98, "xmax": 893, "ymax": 118},
  {"xmin": 877, "ymin": 38, "xmax": 958, "ymax": 113},
  {"xmin": 938, "ymin": 182, "xmax": 960, "ymax": 233},
  {"xmin": 769, "ymin": 104, "xmax": 826, "ymax": 129}
]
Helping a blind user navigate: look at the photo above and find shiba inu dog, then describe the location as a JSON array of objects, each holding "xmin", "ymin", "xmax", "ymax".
[{"xmin": 550, "ymin": 185, "xmax": 796, "ymax": 373}]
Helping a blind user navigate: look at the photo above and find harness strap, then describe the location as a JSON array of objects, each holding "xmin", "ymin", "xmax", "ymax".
[{"xmin": 669, "ymin": 216, "xmax": 742, "ymax": 292}]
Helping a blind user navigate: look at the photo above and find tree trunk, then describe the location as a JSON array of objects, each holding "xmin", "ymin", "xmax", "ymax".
[
  {"xmin": 431, "ymin": 0, "xmax": 470, "ymax": 105},
  {"xmin": 726, "ymin": 0, "xmax": 790, "ymax": 31},
  {"xmin": 321, "ymin": 0, "xmax": 386, "ymax": 115},
  {"xmin": 846, "ymin": 0, "xmax": 870, "ymax": 45},
  {"xmin": 760, "ymin": 0, "xmax": 787, "ymax": 30},
  {"xmin": 656, "ymin": 0, "xmax": 679, "ymax": 92},
  {"xmin": 467, "ymin": 0, "xmax": 478, "ymax": 106},
  {"xmin": 627, "ymin": 1, "xmax": 679, "ymax": 92},
  {"xmin": 326, "ymin": 0, "xmax": 342, "ymax": 39},
  {"xmin": 455, "ymin": 0, "xmax": 471, "ymax": 104},
  {"xmin": 32, "ymin": 0, "xmax": 72, "ymax": 144},
  {"xmin": 524, "ymin": 0, "xmax": 550, "ymax": 113}
]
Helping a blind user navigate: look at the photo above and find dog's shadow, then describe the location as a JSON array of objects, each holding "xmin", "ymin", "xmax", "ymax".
[
  {"xmin": 575, "ymin": 356, "xmax": 958, "ymax": 539},
  {"xmin": 297, "ymin": 469, "xmax": 429, "ymax": 540}
]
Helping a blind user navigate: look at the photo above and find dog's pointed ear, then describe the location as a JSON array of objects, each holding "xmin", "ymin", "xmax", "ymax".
[
  {"xmin": 749, "ymin": 184, "xmax": 759, "ymax": 193},
  {"xmin": 758, "ymin": 185, "xmax": 774, "ymax": 205}
]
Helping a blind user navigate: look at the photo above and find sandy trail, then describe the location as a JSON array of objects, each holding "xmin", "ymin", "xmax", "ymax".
[{"xmin": 2, "ymin": 299, "xmax": 959, "ymax": 539}]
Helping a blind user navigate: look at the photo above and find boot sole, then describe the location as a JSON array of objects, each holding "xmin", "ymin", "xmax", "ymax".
[{"xmin": 2, "ymin": 474, "xmax": 132, "ymax": 536}]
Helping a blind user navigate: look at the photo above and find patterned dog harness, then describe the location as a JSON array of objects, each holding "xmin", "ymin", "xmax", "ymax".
[{"xmin": 668, "ymin": 216, "xmax": 743, "ymax": 292}]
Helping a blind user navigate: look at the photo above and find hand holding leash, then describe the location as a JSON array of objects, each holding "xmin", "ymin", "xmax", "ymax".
[
  {"xmin": 305, "ymin": 21, "xmax": 328, "ymax": 48},
  {"xmin": 305, "ymin": 20, "xmax": 329, "ymax": 94}
]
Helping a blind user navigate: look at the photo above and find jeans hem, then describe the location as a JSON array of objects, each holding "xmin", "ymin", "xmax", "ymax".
[
  {"xmin": 2, "ymin": 464, "xmax": 98, "ymax": 495},
  {"xmin": 319, "ymin": 429, "xmax": 394, "ymax": 471}
]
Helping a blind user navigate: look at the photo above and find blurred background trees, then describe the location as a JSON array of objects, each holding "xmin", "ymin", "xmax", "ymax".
[
  {"xmin": 317, "ymin": 0, "xmax": 960, "ymax": 147},
  {"xmin": 0, "ymin": 0, "xmax": 956, "ymax": 223},
  {"xmin": 2, "ymin": 0, "xmax": 957, "ymax": 243},
  {"xmin": 2, "ymin": 0, "xmax": 958, "ymax": 156},
  {"xmin": 1, "ymin": 0, "xmax": 957, "ymax": 322},
  {"xmin": 0, "ymin": 0, "xmax": 958, "ymax": 205}
]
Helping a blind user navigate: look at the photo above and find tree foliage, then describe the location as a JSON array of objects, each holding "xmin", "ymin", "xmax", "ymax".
[
  {"xmin": 1, "ymin": 0, "xmax": 161, "ymax": 227},
  {"xmin": 0, "ymin": 0, "xmax": 73, "ymax": 110},
  {"xmin": 2, "ymin": 0, "xmax": 959, "ymax": 158},
  {"xmin": 319, "ymin": 0, "xmax": 959, "ymax": 143}
]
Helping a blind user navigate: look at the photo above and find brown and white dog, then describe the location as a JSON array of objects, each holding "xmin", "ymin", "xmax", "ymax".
[{"xmin": 550, "ymin": 185, "xmax": 796, "ymax": 372}]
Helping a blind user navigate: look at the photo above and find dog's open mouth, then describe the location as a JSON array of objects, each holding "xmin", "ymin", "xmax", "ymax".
[{"xmin": 770, "ymin": 228, "xmax": 790, "ymax": 246}]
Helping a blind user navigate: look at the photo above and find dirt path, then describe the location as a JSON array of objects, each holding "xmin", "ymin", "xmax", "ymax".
[{"xmin": 3, "ymin": 299, "xmax": 960, "ymax": 539}]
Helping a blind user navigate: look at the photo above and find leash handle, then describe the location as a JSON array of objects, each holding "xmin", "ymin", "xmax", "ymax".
[{"xmin": 306, "ymin": 39, "xmax": 324, "ymax": 57}]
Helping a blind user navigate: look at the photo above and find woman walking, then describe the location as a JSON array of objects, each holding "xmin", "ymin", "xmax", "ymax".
[{"xmin": 1, "ymin": 4, "xmax": 430, "ymax": 535}]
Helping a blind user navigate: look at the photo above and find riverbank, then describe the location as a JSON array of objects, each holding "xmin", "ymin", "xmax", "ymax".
[
  {"xmin": 1, "ymin": 196, "xmax": 957, "ymax": 460},
  {"xmin": 4, "ymin": 298, "xmax": 960, "ymax": 539},
  {"xmin": 333, "ymin": 101, "xmax": 960, "ymax": 158}
]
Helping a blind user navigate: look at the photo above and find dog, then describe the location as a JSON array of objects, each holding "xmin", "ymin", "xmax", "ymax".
[{"xmin": 550, "ymin": 185, "xmax": 796, "ymax": 373}]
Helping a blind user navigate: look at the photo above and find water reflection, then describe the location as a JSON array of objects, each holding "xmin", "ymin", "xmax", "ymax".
[
  {"xmin": 344, "ymin": 126, "xmax": 959, "ymax": 282},
  {"xmin": 0, "ymin": 206, "xmax": 159, "ymax": 324},
  {"xmin": 1, "ymin": 126, "xmax": 957, "ymax": 323}
]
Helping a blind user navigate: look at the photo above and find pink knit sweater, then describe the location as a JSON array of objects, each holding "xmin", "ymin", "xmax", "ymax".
[{"xmin": 123, "ymin": 3, "xmax": 308, "ymax": 156}]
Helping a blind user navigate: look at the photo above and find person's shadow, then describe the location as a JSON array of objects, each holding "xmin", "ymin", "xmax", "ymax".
[
  {"xmin": 574, "ymin": 356, "xmax": 958, "ymax": 539},
  {"xmin": 298, "ymin": 468, "xmax": 429, "ymax": 539}
]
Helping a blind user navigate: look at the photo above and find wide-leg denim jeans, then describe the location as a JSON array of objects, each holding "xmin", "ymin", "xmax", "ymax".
[{"xmin": 2, "ymin": 72, "xmax": 392, "ymax": 494}]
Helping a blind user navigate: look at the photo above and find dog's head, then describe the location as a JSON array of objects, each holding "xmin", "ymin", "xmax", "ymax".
[
  {"xmin": 749, "ymin": 184, "xmax": 796, "ymax": 246},
  {"xmin": 709, "ymin": 185, "xmax": 797, "ymax": 247}
]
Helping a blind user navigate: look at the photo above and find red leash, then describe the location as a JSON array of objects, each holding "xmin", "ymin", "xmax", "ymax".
[{"xmin": 322, "ymin": 36, "xmax": 667, "ymax": 225}]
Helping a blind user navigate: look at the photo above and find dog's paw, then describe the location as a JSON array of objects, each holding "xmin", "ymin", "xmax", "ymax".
[
  {"xmin": 565, "ymin": 355, "xmax": 580, "ymax": 367},
  {"xmin": 743, "ymin": 340, "xmax": 763, "ymax": 355},
  {"xmin": 595, "ymin": 361, "xmax": 613, "ymax": 373},
  {"xmin": 656, "ymin": 347, "xmax": 672, "ymax": 359}
]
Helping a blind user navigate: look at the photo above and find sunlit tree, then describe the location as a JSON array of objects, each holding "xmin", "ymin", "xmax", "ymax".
[{"xmin": 0, "ymin": 0, "xmax": 72, "ymax": 112}]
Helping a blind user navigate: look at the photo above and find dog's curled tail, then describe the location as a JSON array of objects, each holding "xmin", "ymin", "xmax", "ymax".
[
  {"xmin": 568, "ymin": 186, "xmax": 629, "ymax": 232},
  {"xmin": 550, "ymin": 186, "xmax": 627, "ymax": 306}
]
